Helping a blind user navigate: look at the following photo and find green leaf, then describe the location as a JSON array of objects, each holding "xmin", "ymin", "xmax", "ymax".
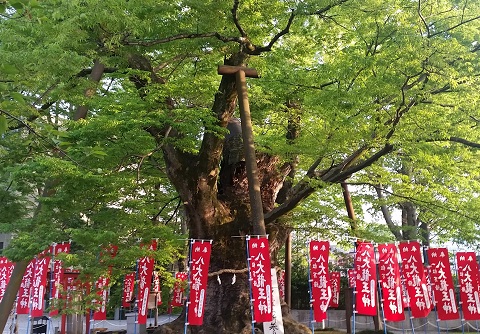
[
  {"xmin": 10, "ymin": 92, "xmax": 25, "ymax": 103},
  {"xmin": 8, "ymin": 0, "xmax": 24, "ymax": 10},
  {"xmin": 1, "ymin": 64, "xmax": 19, "ymax": 75},
  {"xmin": 0, "ymin": 114, "xmax": 8, "ymax": 135}
]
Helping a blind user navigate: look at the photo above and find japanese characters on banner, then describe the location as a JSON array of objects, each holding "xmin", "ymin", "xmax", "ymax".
[
  {"xmin": 347, "ymin": 269, "xmax": 356, "ymax": 288},
  {"xmin": 122, "ymin": 273, "xmax": 136, "ymax": 308},
  {"xmin": 93, "ymin": 276, "xmax": 110, "ymax": 320},
  {"xmin": 137, "ymin": 240, "xmax": 158, "ymax": 325},
  {"xmin": 427, "ymin": 247, "xmax": 459, "ymax": 320},
  {"xmin": 309, "ymin": 240, "xmax": 332, "ymax": 321},
  {"xmin": 154, "ymin": 271, "xmax": 162, "ymax": 306},
  {"xmin": 329, "ymin": 272, "xmax": 341, "ymax": 308},
  {"xmin": 187, "ymin": 240, "xmax": 212, "ymax": 326},
  {"xmin": 399, "ymin": 241, "xmax": 431, "ymax": 318},
  {"xmin": 64, "ymin": 271, "xmax": 81, "ymax": 307},
  {"xmin": 456, "ymin": 251, "xmax": 480, "ymax": 320},
  {"xmin": 0, "ymin": 257, "xmax": 14, "ymax": 303},
  {"xmin": 93, "ymin": 244, "xmax": 118, "ymax": 321},
  {"xmin": 263, "ymin": 269, "xmax": 285, "ymax": 334},
  {"xmin": 247, "ymin": 236, "xmax": 273, "ymax": 323},
  {"xmin": 171, "ymin": 272, "xmax": 188, "ymax": 307},
  {"xmin": 50, "ymin": 242, "xmax": 71, "ymax": 316},
  {"xmin": 30, "ymin": 251, "xmax": 51, "ymax": 317},
  {"xmin": 17, "ymin": 260, "xmax": 35, "ymax": 314},
  {"xmin": 278, "ymin": 270, "xmax": 285, "ymax": 301},
  {"xmin": 377, "ymin": 243, "xmax": 404, "ymax": 322},
  {"xmin": 354, "ymin": 242, "xmax": 377, "ymax": 316}
]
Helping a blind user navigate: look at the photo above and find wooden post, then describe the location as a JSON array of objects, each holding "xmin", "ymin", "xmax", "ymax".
[
  {"xmin": 284, "ymin": 233, "xmax": 292, "ymax": 309},
  {"xmin": 217, "ymin": 65, "xmax": 266, "ymax": 236}
]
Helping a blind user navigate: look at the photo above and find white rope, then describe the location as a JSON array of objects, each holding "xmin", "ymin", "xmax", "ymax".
[{"xmin": 92, "ymin": 320, "xmax": 126, "ymax": 327}]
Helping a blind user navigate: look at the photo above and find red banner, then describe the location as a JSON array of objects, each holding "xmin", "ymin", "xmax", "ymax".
[
  {"xmin": 30, "ymin": 251, "xmax": 51, "ymax": 317},
  {"xmin": 247, "ymin": 236, "xmax": 273, "ymax": 323},
  {"xmin": 187, "ymin": 241, "xmax": 212, "ymax": 326},
  {"xmin": 0, "ymin": 257, "xmax": 14, "ymax": 302},
  {"xmin": 309, "ymin": 240, "xmax": 331, "ymax": 321},
  {"xmin": 93, "ymin": 276, "xmax": 109, "ymax": 320},
  {"xmin": 278, "ymin": 270, "xmax": 285, "ymax": 301},
  {"xmin": 456, "ymin": 251, "xmax": 480, "ymax": 320},
  {"xmin": 122, "ymin": 272, "xmax": 136, "ymax": 308},
  {"xmin": 64, "ymin": 271, "xmax": 81, "ymax": 308},
  {"xmin": 354, "ymin": 242, "xmax": 377, "ymax": 316},
  {"xmin": 17, "ymin": 260, "xmax": 35, "ymax": 314},
  {"xmin": 50, "ymin": 242, "xmax": 71, "ymax": 316},
  {"xmin": 137, "ymin": 239, "xmax": 157, "ymax": 324},
  {"xmin": 347, "ymin": 269, "xmax": 356, "ymax": 288},
  {"xmin": 171, "ymin": 272, "xmax": 187, "ymax": 307},
  {"xmin": 399, "ymin": 241, "xmax": 431, "ymax": 318},
  {"xmin": 93, "ymin": 244, "xmax": 118, "ymax": 320},
  {"xmin": 427, "ymin": 248, "xmax": 458, "ymax": 320},
  {"xmin": 377, "ymin": 243, "xmax": 404, "ymax": 322},
  {"xmin": 330, "ymin": 272, "xmax": 340, "ymax": 308},
  {"xmin": 153, "ymin": 271, "xmax": 162, "ymax": 306}
]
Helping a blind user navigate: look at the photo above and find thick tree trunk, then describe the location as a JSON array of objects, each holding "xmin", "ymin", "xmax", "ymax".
[
  {"xmin": 156, "ymin": 151, "xmax": 308, "ymax": 333},
  {"xmin": 0, "ymin": 260, "xmax": 29, "ymax": 331}
]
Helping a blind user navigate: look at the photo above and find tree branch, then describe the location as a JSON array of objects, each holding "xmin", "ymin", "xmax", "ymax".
[
  {"xmin": 265, "ymin": 143, "xmax": 394, "ymax": 223},
  {"xmin": 425, "ymin": 136, "xmax": 480, "ymax": 148},
  {"xmin": 375, "ymin": 184, "xmax": 402, "ymax": 241},
  {"xmin": 253, "ymin": 10, "xmax": 296, "ymax": 54},
  {"xmin": 231, "ymin": 0, "xmax": 247, "ymax": 37},
  {"xmin": 428, "ymin": 15, "xmax": 480, "ymax": 38},
  {"xmin": 123, "ymin": 32, "xmax": 242, "ymax": 47},
  {"xmin": 312, "ymin": 0, "xmax": 350, "ymax": 15}
]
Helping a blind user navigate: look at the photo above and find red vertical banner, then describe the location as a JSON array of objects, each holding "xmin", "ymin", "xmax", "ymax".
[
  {"xmin": 354, "ymin": 242, "xmax": 377, "ymax": 316},
  {"xmin": 50, "ymin": 242, "xmax": 71, "ymax": 316},
  {"xmin": 30, "ymin": 251, "xmax": 51, "ymax": 317},
  {"xmin": 309, "ymin": 240, "xmax": 332, "ymax": 321},
  {"xmin": 0, "ymin": 257, "xmax": 14, "ymax": 302},
  {"xmin": 93, "ymin": 244, "xmax": 118, "ymax": 320},
  {"xmin": 427, "ymin": 248, "xmax": 459, "ymax": 320},
  {"xmin": 377, "ymin": 243, "xmax": 404, "ymax": 322},
  {"xmin": 122, "ymin": 273, "xmax": 136, "ymax": 308},
  {"xmin": 329, "ymin": 272, "xmax": 341, "ymax": 308},
  {"xmin": 153, "ymin": 271, "xmax": 162, "ymax": 306},
  {"xmin": 456, "ymin": 251, "xmax": 480, "ymax": 320},
  {"xmin": 64, "ymin": 272, "xmax": 81, "ymax": 307},
  {"xmin": 17, "ymin": 260, "xmax": 35, "ymax": 314},
  {"xmin": 171, "ymin": 272, "xmax": 187, "ymax": 307},
  {"xmin": 278, "ymin": 270, "xmax": 285, "ymax": 301},
  {"xmin": 93, "ymin": 276, "xmax": 109, "ymax": 320},
  {"xmin": 137, "ymin": 239, "xmax": 157, "ymax": 325},
  {"xmin": 247, "ymin": 236, "xmax": 273, "ymax": 323},
  {"xmin": 399, "ymin": 241, "xmax": 431, "ymax": 318},
  {"xmin": 187, "ymin": 240, "xmax": 212, "ymax": 326},
  {"xmin": 347, "ymin": 269, "xmax": 356, "ymax": 288}
]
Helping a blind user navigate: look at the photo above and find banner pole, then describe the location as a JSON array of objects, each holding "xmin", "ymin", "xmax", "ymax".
[
  {"xmin": 453, "ymin": 253, "xmax": 466, "ymax": 334},
  {"xmin": 183, "ymin": 239, "xmax": 194, "ymax": 334},
  {"xmin": 373, "ymin": 244, "xmax": 388, "ymax": 334},
  {"xmin": 352, "ymin": 241, "xmax": 357, "ymax": 334},
  {"xmin": 306, "ymin": 241, "xmax": 315, "ymax": 334},
  {"xmin": 134, "ymin": 259, "xmax": 139, "ymax": 334},
  {"xmin": 245, "ymin": 236, "xmax": 256, "ymax": 334},
  {"xmin": 396, "ymin": 243, "xmax": 415, "ymax": 334},
  {"xmin": 423, "ymin": 246, "xmax": 441, "ymax": 334}
]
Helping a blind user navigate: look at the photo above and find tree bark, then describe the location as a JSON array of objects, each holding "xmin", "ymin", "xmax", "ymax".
[{"xmin": 0, "ymin": 260, "xmax": 29, "ymax": 331}]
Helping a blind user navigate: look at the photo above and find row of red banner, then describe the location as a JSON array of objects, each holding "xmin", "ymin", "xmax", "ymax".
[{"xmin": 339, "ymin": 241, "xmax": 480, "ymax": 322}]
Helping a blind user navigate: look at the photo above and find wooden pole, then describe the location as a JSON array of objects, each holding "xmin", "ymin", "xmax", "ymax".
[
  {"xmin": 284, "ymin": 233, "xmax": 292, "ymax": 309},
  {"xmin": 218, "ymin": 65, "xmax": 266, "ymax": 236}
]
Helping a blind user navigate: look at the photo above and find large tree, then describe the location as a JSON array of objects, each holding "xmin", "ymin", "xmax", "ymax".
[{"xmin": 1, "ymin": 0, "xmax": 479, "ymax": 333}]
